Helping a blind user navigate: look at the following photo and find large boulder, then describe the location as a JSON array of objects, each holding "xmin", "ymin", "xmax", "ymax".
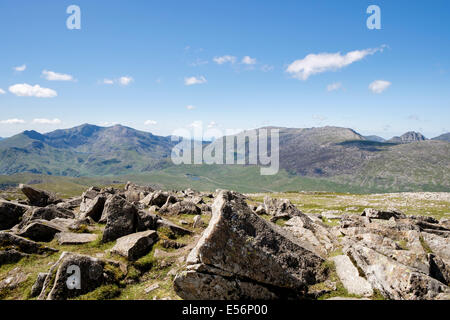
[
  {"xmin": 174, "ymin": 191, "xmax": 324, "ymax": 300},
  {"xmin": 37, "ymin": 252, "xmax": 124, "ymax": 300},
  {"xmin": 19, "ymin": 184, "xmax": 61, "ymax": 207},
  {"xmin": 111, "ymin": 230, "xmax": 158, "ymax": 261},
  {"xmin": 101, "ymin": 195, "xmax": 138, "ymax": 243},
  {"xmin": 0, "ymin": 200, "xmax": 29, "ymax": 230}
]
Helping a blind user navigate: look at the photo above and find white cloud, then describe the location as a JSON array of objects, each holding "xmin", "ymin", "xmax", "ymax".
[
  {"xmin": 14, "ymin": 64, "xmax": 26, "ymax": 72},
  {"xmin": 184, "ymin": 76, "xmax": 207, "ymax": 86},
  {"xmin": 144, "ymin": 120, "xmax": 157, "ymax": 126},
  {"xmin": 242, "ymin": 56, "xmax": 257, "ymax": 65},
  {"xmin": 119, "ymin": 76, "xmax": 134, "ymax": 86},
  {"xmin": 286, "ymin": 46, "xmax": 385, "ymax": 80},
  {"xmin": 0, "ymin": 88, "xmax": 5, "ymax": 95},
  {"xmin": 369, "ymin": 80, "xmax": 391, "ymax": 94},
  {"xmin": 32, "ymin": 118, "xmax": 61, "ymax": 124},
  {"xmin": 327, "ymin": 82, "xmax": 343, "ymax": 92},
  {"xmin": 9, "ymin": 83, "xmax": 57, "ymax": 98},
  {"xmin": 42, "ymin": 70, "xmax": 74, "ymax": 81},
  {"xmin": 186, "ymin": 105, "xmax": 196, "ymax": 110},
  {"xmin": 207, "ymin": 121, "xmax": 217, "ymax": 128},
  {"xmin": 103, "ymin": 79, "xmax": 114, "ymax": 85},
  {"xmin": 100, "ymin": 121, "xmax": 118, "ymax": 126},
  {"xmin": 0, "ymin": 118, "xmax": 25, "ymax": 124},
  {"xmin": 213, "ymin": 55, "xmax": 236, "ymax": 65}
]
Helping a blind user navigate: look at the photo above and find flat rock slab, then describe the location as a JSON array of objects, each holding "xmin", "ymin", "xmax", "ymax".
[
  {"xmin": 331, "ymin": 255, "xmax": 373, "ymax": 297},
  {"xmin": 111, "ymin": 230, "xmax": 158, "ymax": 261},
  {"xmin": 56, "ymin": 232, "xmax": 98, "ymax": 245}
]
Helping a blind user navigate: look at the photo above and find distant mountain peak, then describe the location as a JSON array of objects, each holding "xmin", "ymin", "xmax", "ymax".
[{"xmin": 388, "ymin": 131, "xmax": 427, "ymax": 144}]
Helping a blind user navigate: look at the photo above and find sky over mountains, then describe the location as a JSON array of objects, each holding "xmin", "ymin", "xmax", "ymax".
[{"xmin": 0, "ymin": 0, "xmax": 449, "ymax": 139}]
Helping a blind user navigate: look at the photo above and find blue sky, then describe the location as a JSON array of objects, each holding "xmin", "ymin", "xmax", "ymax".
[{"xmin": 0, "ymin": 0, "xmax": 449, "ymax": 139}]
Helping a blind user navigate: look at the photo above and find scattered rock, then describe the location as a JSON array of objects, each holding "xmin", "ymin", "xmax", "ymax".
[
  {"xmin": 56, "ymin": 232, "xmax": 98, "ymax": 245},
  {"xmin": 144, "ymin": 283, "xmax": 160, "ymax": 294},
  {"xmin": 0, "ymin": 200, "xmax": 29, "ymax": 230},
  {"xmin": 345, "ymin": 243, "xmax": 449, "ymax": 300},
  {"xmin": 30, "ymin": 272, "xmax": 48, "ymax": 297},
  {"xmin": 111, "ymin": 230, "xmax": 158, "ymax": 261},
  {"xmin": 192, "ymin": 215, "xmax": 202, "ymax": 228},
  {"xmin": 38, "ymin": 252, "xmax": 124, "ymax": 300},
  {"xmin": 156, "ymin": 218, "xmax": 192, "ymax": 236},
  {"xmin": 79, "ymin": 195, "xmax": 106, "ymax": 222},
  {"xmin": 362, "ymin": 208, "xmax": 406, "ymax": 220},
  {"xmin": 159, "ymin": 200, "xmax": 201, "ymax": 216},
  {"xmin": 17, "ymin": 220, "xmax": 66, "ymax": 242},
  {"xmin": 19, "ymin": 184, "xmax": 61, "ymax": 207},
  {"xmin": 101, "ymin": 195, "xmax": 138, "ymax": 243}
]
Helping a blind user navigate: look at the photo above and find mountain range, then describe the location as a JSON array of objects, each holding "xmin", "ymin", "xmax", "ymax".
[{"xmin": 0, "ymin": 124, "xmax": 449, "ymax": 192}]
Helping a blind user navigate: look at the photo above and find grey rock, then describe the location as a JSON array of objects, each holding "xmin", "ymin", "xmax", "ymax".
[
  {"xmin": 101, "ymin": 195, "xmax": 138, "ymax": 243},
  {"xmin": 192, "ymin": 215, "xmax": 202, "ymax": 228},
  {"xmin": 156, "ymin": 218, "xmax": 193, "ymax": 236},
  {"xmin": 38, "ymin": 252, "xmax": 123, "ymax": 300},
  {"xmin": 159, "ymin": 200, "xmax": 201, "ymax": 216},
  {"xmin": 30, "ymin": 272, "xmax": 48, "ymax": 297},
  {"xmin": 174, "ymin": 190, "xmax": 324, "ymax": 300},
  {"xmin": 362, "ymin": 208, "xmax": 406, "ymax": 220},
  {"xmin": 19, "ymin": 184, "xmax": 61, "ymax": 207},
  {"xmin": 0, "ymin": 200, "xmax": 29, "ymax": 230},
  {"xmin": 111, "ymin": 230, "xmax": 158, "ymax": 261},
  {"xmin": 331, "ymin": 255, "xmax": 373, "ymax": 296},
  {"xmin": 17, "ymin": 220, "xmax": 65, "ymax": 242},
  {"xmin": 56, "ymin": 232, "xmax": 98, "ymax": 245},
  {"xmin": 345, "ymin": 243, "xmax": 449, "ymax": 300},
  {"xmin": 79, "ymin": 195, "xmax": 106, "ymax": 222}
]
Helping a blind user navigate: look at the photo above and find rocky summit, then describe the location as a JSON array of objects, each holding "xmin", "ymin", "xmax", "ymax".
[{"xmin": 0, "ymin": 182, "xmax": 449, "ymax": 300}]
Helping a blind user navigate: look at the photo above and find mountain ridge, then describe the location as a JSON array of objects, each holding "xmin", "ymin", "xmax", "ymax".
[{"xmin": 0, "ymin": 124, "xmax": 449, "ymax": 192}]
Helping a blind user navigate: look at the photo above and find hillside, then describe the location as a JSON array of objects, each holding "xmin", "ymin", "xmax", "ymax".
[
  {"xmin": 0, "ymin": 124, "xmax": 175, "ymax": 176},
  {"xmin": 0, "ymin": 124, "xmax": 449, "ymax": 193},
  {"xmin": 433, "ymin": 132, "xmax": 450, "ymax": 142}
]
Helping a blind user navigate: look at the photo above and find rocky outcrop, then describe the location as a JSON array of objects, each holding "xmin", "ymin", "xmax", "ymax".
[
  {"xmin": 174, "ymin": 191, "xmax": 324, "ymax": 300},
  {"xmin": 0, "ymin": 200, "xmax": 29, "ymax": 230},
  {"xmin": 111, "ymin": 230, "xmax": 158, "ymax": 260},
  {"xmin": 19, "ymin": 184, "xmax": 61, "ymax": 207}
]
